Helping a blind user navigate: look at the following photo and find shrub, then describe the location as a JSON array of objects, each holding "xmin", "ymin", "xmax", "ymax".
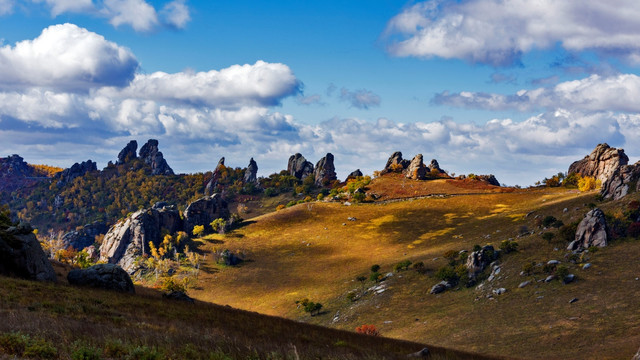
[
  {"xmin": 355, "ymin": 324, "xmax": 380, "ymax": 336},
  {"xmin": 542, "ymin": 263, "xmax": 556, "ymax": 274},
  {"xmin": 542, "ymin": 216, "xmax": 558, "ymax": 227},
  {"xmin": 412, "ymin": 261, "xmax": 425, "ymax": 270},
  {"xmin": 563, "ymin": 172, "xmax": 581, "ymax": 188},
  {"xmin": 192, "ymin": 225, "xmax": 204, "ymax": 237},
  {"xmin": 435, "ymin": 266, "xmax": 458, "ymax": 284},
  {"xmin": 472, "ymin": 244, "xmax": 482, "ymax": 252},
  {"xmin": 23, "ymin": 338, "xmax": 57, "ymax": 359},
  {"xmin": 499, "ymin": 240, "xmax": 519, "ymax": 254},
  {"xmin": 317, "ymin": 193, "xmax": 324, "ymax": 201},
  {"xmin": 369, "ymin": 272, "xmax": 382, "ymax": 282},
  {"xmin": 286, "ymin": 200, "xmax": 297, "ymax": 208},
  {"xmin": 356, "ymin": 275, "xmax": 367, "ymax": 283},
  {"xmin": 263, "ymin": 187, "xmax": 276, "ymax": 197},
  {"xmin": 303, "ymin": 302, "xmax": 323, "ymax": 316},
  {"xmin": 578, "ymin": 176, "xmax": 597, "ymax": 191},
  {"xmin": 558, "ymin": 222, "xmax": 579, "ymax": 243},
  {"xmin": 394, "ymin": 260, "xmax": 412, "ymax": 272},
  {"xmin": 542, "ymin": 232, "xmax": 555, "ymax": 243},
  {"xmin": 210, "ymin": 218, "xmax": 227, "ymax": 234},
  {"xmin": 71, "ymin": 342, "xmax": 103, "ymax": 360},
  {"xmin": 346, "ymin": 292, "xmax": 357, "ymax": 302},
  {"xmin": 521, "ymin": 262, "xmax": 536, "ymax": 275},
  {"xmin": 390, "ymin": 164, "xmax": 404, "ymax": 173},
  {"xmin": 161, "ymin": 276, "xmax": 186, "ymax": 293},
  {"xmin": 126, "ymin": 346, "xmax": 161, "ymax": 360},
  {"xmin": 276, "ymin": 204, "xmax": 285, "ymax": 211},
  {"xmin": 370, "ymin": 264, "xmax": 380, "ymax": 273},
  {"xmin": 555, "ymin": 265, "xmax": 569, "ymax": 279},
  {"xmin": 352, "ymin": 192, "xmax": 366, "ymax": 203}
]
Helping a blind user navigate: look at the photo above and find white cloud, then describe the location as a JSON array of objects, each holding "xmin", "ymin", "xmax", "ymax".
[
  {"xmin": 33, "ymin": 0, "xmax": 94, "ymax": 16},
  {"xmin": 385, "ymin": 0, "xmax": 640, "ymax": 66},
  {"xmin": 160, "ymin": 0, "xmax": 190, "ymax": 29},
  {"xmin": 339, "ymin": 88, "xmax": 381, "ymax": 109},
  {"xmin": 0, "ymin": 23, "xmax": 138, "ymax": 91},
  {"xmin": 434, "ymin": 74, "xmax": 640, "ymax": 113},
  {"xmin": 102, "ymin": 0, "xmax": 158, "ymax": 32},
  {"xmin": 0, "ymin": 0, "xmax": 14, "ymax": 15}
]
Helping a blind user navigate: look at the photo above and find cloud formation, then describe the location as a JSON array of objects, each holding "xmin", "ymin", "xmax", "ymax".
[
  {"xmin": 160, "ymin": 0, "xmax": 190, "ymax": 29},
  {"xmin": 339, "ymin": 88, "xmax": 381, "ymax": 109},
  {"xmin": 385, "ymin": 0, "xmax": 640, "ymax": 66}
]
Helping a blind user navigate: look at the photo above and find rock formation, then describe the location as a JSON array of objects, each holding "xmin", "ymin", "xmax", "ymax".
[
  {"xmin": 405, "ymin": 154, "xmax": 427, "ymax": 180},
  {"xmin": 67, "ymin": 264, "xmax": 135, "ymax": 293},
  {"xmin": 601, "ymin": 161, "xmax": 640, "ymax": 200},
  {"xmin": 99, "ymin": 207, "xmax": 183, "ymax": 273},
  {"xmin": 244, "ymin": 158, "xmax": 258, "ymax": 184},
  {"xmin": 346, "ymin": 169, "xmax": 363, "ymax": 181},
  {"xmin": 139, "ymin": 139, "xmax": 174, "ymax": 175},
  {"xmin": 205, "ymin": 157, "xmax": 225, "ymax": 195},
  {"xmin": 428, "ymin": 159, "xmax": 445, "ymax": 174},
  {"xmin": 55, "ymin": 160, "xmax": 97, "ymax": 187},
  {"xmin": 568, "ymin": 208, "xmax": 608, "ymax": 252},
  {"xmin": 61, "ymin": 221, "xmax": 107, "ymax": 250},
  {"xmin": 0, "ymin": 221, "xmax": 56, "ymax": 282},
  {"xmin": 117, "ymin": 140, "xmax": 138, "ymax": 164},
  {"xmin": 381, "ymin": 151, "xmax": 410, "ymax": 174},
  {"xmin": 476, "ymin": 174, "xmax": 501, "ymax": 186},
  {"xmin": 183, "ymin": 194, "xmax": 230, "ymax": 235},
  {"xmin": 314, "ymin": 153, "xmax": 337, "ymax": 186},
  {"xmin": 568, "ymin": 143, "xmax": 628, "ymax": 183},
  {"xmin": 0, "ymin": 154, "xmax": 34, "ymax": 178},
  {"xmin": 287, "ymin": 153, "xmax": 314, "ymax": 180},
  {"xmin": 466, "ymin": 245, "xmax": 498, "ymax": 279}
]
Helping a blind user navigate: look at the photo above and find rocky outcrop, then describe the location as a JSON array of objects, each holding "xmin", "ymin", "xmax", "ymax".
[
  {"xmin": 67, "ymin": 264, "xmax": 135, "ymax": 293},
  {"xmin": 601, "ymin": 161, "xmax": 640, "ymax": 200},
  {"xmin": 62, "ymin": 221, "xmax": 107, "ymax": 250},
  {"xmin": 0, "ymin": 222, "xmax": 56, "ymax": 282},
  {"xmin": 139, "ymin": 139, "xmax": 174, "ymax": 175},
  {"xmin": 428, "ymin": 159, "xmax": 445, "ymax": 174},
  {"xmin": 55, "ymin": 160, "xmax": 97, "ymax": 187},
  {"xmin": 314, "ymin": 153, "xmax": 337, "ymax": 186},
  {"xmin": 99, "ymin": 207, "xmax": 183, "ymax": 273},
  {"xmin": 476, "ymin": 175, "xmax": 500, "ymax": 186},
  {"xmin": 405, "ymin": 154, "xmax": 427, "ymax": 180},
  {"xmin": 244, "ymin": 158, "xmax": 258, "ymax": 184},
  {"xmin": 568, "ymin": 143, "xmax": 628, "ymax": 183},
  {"xmin": 381, "ymin": 151, "xmax": 410, "ymax": 174},
  {"xmin": 287, "ymin": 153, "xmax": 314, "ymax": 180},
  {"xmin": 346, "ymin": 169, "xmax": 363, "ymax": 181},
  {"xmin": 218, "ymin": 249, "xmax": 243, "ymax": 266},
  {"xmin": 205, "ymin": 158, "xmax": 225, "ymax": 195},
  {"xmin": 466, "ymin": 245, "xmax": 498, "ymax": 279},
  {"xmin": 0, "ymin": 155, "xmax": 34, "ymax": 178},
  {"xmin": 117, "ymin": 140, "xmax": 138, "ymax": 164},
  {"xmin": 183, "ymin": 194, "xmax": 229, "ymax": 235},
  {"xmin": 568, "ymin": 208, "xmax": 608, "ymax": 252}
]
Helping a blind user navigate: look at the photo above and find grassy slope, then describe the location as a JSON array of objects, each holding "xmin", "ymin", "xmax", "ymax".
[{"xmin": 189, "ymin": 177, "xmax": 640, "ymax": 360}]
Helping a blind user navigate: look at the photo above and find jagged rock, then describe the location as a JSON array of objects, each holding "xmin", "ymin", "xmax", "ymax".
[
  {"xmin": 346, "ymin": 169, "xmax": 363, "ymax": 181},
  {"xmin": 99, "ymin": 207, "xmax": 183, "ymax": 273},
  {"xmin": 205, "ymin": 157, "xmax": 226, "ymax": 195},
  {"xmin": 61, "ymin": 221, "xmax": 107, "ymax": 250},
  {"xmin": 67, "ymin": 264, "xmax": 134, "ymax": 293},
  {"xmin": 428, "ymin": 159, "xmax": 445, "ymax": 174},
  {"xmin": 314, "ymin": 153, "xmax": 337, "ymax": 186},
  {"xmin": 117, "ymin": 140, "xmax": 138, "ymax": 164},
  {"xmin": 567, "ymin": 208, "xmax": 607, "ymax": 252},
  {"xmin": 55, "ymin": 160, "xmax": 97, "ymax": 187},
  {"xmin": 0, "ymin": 154, "xmax": 34, "ymax": 178},
  {"xmin": 407, "ymin": 347, "xmax": 430, "ymax": 358},
  {"xmin": 163, "ymin": 291, "xmax": 194, "ymax": 302},
  {"xmin": 0, "ymin": 223, "xmax": 56, "ymax": 282},
  {"xmin": 382, "ymin": 151, "xmax": 410, "ymax": 174},
  {"xmin": 287, "ymin": 153, "xmax": 314, "ymax": 180},
  {"xmin": 218, "ymin": 249, "xmax": 243, "ymax": 266},
  {"xmin": 244, "ymin": 158, "xmax": 258, "ymax": 184},
  {"xmin": 601, "ymin": 161, "xmax": 640, "ymax": 200},
  {"xmin": 569, "ymin": 143, "xmax": 628, "ymax": 183},
  {"xmin": 466, "ymin": 245, "xmax": 498, "ymax": 278},
  {"xmin": 430, "ymin": 281, "xmax": 452, "ymax": 294},
  {"xmin": 183, "ymin": 194, "xmax": 230, "ymax": 235},
  {"xmin": 139, "ymin": 139, "xmax": 174, "ymax": 175},
  {"xmin": 475, "ymin": 175, "xmax": 500, "ymax": 186},
  {"xmin": 405, "ymin": 154, "xmax": 427, "ymax": 180}
]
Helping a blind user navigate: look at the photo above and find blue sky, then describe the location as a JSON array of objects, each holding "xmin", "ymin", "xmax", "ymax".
[{"xmin": 2, "ymin": 0, "xmax": 640, "ymax": 185}]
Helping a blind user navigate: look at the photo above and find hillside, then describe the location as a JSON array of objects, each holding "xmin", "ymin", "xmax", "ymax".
[{"xmin": 183, "ymin": 177, "xmax": 640, "ymax": 360}]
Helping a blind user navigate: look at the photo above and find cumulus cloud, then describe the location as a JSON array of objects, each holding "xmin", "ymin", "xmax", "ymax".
[
  {"xmin": 434, "ymin": 74, "xmax": 640, "ymax": 113},
  {"xmin": 0, "ymin": 23, "xmax": 138, "ymax": 91},
  {"xmin": 33, "ymin": 0, "xmax": 94, "ymax": 16},
  {"xmin": 102, "ymin": 0, "xmax": 158, "ymax": 31},
  {"xmin": 384, "ymin": 0, "xmax": 640, "ymax": 66},
  {"xmin": 160, "ymin": 0, "xmax": 190, "ymax": 29},
  {"xmin": 339, "ymin": 88, "xmax": 381, "ymax": 109}
]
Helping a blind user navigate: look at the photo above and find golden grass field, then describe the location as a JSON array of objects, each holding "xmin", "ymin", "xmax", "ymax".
[{"xmin": 188, "ymin": 177, "xmax": 640, "ymax": 360}]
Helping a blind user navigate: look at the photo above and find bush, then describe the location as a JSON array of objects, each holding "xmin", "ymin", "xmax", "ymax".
[
  {"xmin": 125, "ymin": 346, "xmax": 161, "ymax": 360},
  {"xmin": 369, "ymin": 272, "xmax": 382, "ymax": 282},
  {"xmin": 558, "ymin": 222, "xmax": 579, "ymax": 243},
  {"xmin": 435, "ymin": 266, "xmax": 458, "ymax": 284},
  {"xmin": 394, "ymin": 260, "xmax": 412, "ymax": 272},
  {"xmin": 472, "ymin": 244, "xmax": 481, "ymax": 252},
  {"xmin": 286, "ymin": 200, "xmax": 297, "ymax": 208},
  {"xmin": 71, "ymin": 342, "xmax": 103, "ymax": 360},
  {"xmin": 555, "ymin": 265, "xmax": 569, "ymax": 279},
  {"xmin": 276, "ymin": 204, "xmax": 285, "ymax": 211},
  {"xmin": 192, "ymin": 225, "xmax": 205, "ymax": 237},
  {"xmin": 412, "ymin": 261, "xmax": 425, "ymax": 271},
  {"xmin": 355, "ymin": 324, "xmax": 380, "ymax": 336},
  {"xmin": 352, "ymin": 192, "xmax": 365, "ymax": 203},
  {"xmin": 542, "ymin": 263, "xmax": 556, "ymax": 274},
  {"xmin": 499, "ymin": 240, "xmax": 519, "ymax": 254},
  {"xmin": 303, "ymin": 302, "xmax": 323, "ymax": 316},
  {"xmin": 317, "ymin": 193, "xmax": 324, "ymax": 201},
  {"xmin": 542, "ymin": 216, "xmax": 558, "ymax": 227},
  {"xmin": 370, "ymin": 264, "xmax": 380, "ymax": 273},
  {"xmin": 161, "ymin": 276, "xmax": 186, "ymax": 293},
  {"xmin": 346, "ymin": 292, "xmax": 357, "ymax": 302},
  {"xmin": 542, "ymin": 232, "xmax": 555, "ymax": 243},
  {"xmin": 578, "ymin": 176, "xmax": 597, "ymax": 191},
  {"xmin": 263, "ymin": 187, "xmax": 276, "ymax": 197},
  {"xmin": 521, "ymin": 262, "xmax": 536, "ymax": 275},
  {"xmin": 210, "ymin": 218, "xmax": 227, "ymax": 234}
]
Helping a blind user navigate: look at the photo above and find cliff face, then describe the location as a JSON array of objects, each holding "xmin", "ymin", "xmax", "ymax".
[{"xmin": 568, "ymin": 143, "xmax": 628, "ymax": 183}]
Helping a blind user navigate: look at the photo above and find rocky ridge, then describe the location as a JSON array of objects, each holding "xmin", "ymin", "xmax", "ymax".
[
  {"xmin": 569, "ymin": 143, "xmax": 628, "ymax": 183},
  {"xmin": 139, "ymin": 139, "xmax": 174, "ymax": 175}
]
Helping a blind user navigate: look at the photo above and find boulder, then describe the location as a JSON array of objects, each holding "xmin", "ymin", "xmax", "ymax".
[
  {"xmin": 563, "ymin": 274, "xmax": 576, "ymax": 284},
  {"xmin": 117, "ymin": 140, "xmax": 138, "ymax": 164},
  {"xmin": 218, "ymin": 249, "xmax": 242, "ymax": 266},
  {"xmin": 314, "ymin": 153, "xmax": 337, "ymax": 186},
  {"xmin": 475, "ymin": 175, "xmax": 500, "ymax": 186},
  {"xmin": 0, "ymin": 223, "xmax": 56, "ymax": 282},
  {"xmin": 287, "ymin": 153, "xmax": 314, "ymax": 180},
  {"xmin": 601, "ymin": 161, "xmax": 640, "ymax": 200},
  {"xmin": 139, "ymin": 139, "xmax": 174, "ymax": 175},
  {"xmin": 567, "ymin": 208, "xmax": 607, "ymax": 252},
  {"xmin": 61, "ymin": 221, "xmax": 107, "ymax": 250},
  {"xmin": 205, "ymin": 157, "xmax": 226, "ymax": 195},
  {"xmin": 55, "ymin": 160, "xmax": 97, "ymax": 187},
  {"xmin": 244, "ymin": 158, "xmax": 259, "ymax": 184},
  {"xmin": 466, "ymin": 245, "xmax": 498, "ymax": 278},
  {"xmin": 407, "ymin": 347, "xmax": 430, "ymax": 358},
  {"xmin": 67, "ymin": 264, "xmax": 134, "ymax": 293},
  {"xmin": 405, "ymin": 154, "xmax": 427, "ymax": 180},
  {"xmin": 99, "ymin": 207, "xmax": 183, "ymax": 273},
  {"xmin": 430, "ymin": 281, "xmax": 452, "ymax": 294},
  {"xmin": 428, "ymin": 159, "xmax": 445, "ymax": 174},
  {"xmin": 568, "ymin": 143, "xmax": 628, "ymax": 183},
  {"xmin": 492, "ymin": 288, "xmax": 506, "ymax": 295},
  {"xmin": 382, "ymin": 151, "xmax": 410, "ymax": 174},
  {"xmin": 163, "ymin": 291, "xmax": 194, "ymax": 302},
  {"xmin": 183, "ymin": 194, "xmax": 229, "ymax": 235},
  {"xmin": 518, "ymin": 281, "xmax": 531, "ymax": 288},
  {"xmin": 346, "ymin": 169, "xmax": 363, "ymax": 181}
]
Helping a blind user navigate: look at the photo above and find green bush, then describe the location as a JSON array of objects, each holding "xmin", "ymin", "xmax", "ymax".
[
  {"xmin": 394, "ymin": 260, "xmax": 412, "ymax": 272},
  {"xmin": 346, "ymin": 292, "xmax": 357, "ymax": 302},
  {"xmin": 435, "ymin": 266, "xmax": 458, "ymax": 284},
  {"xmin": 369, "ymin": 272, "xmax": 382, "ymax": 282},
  {"xmin": 71, "ymin": 342, "xmax": 103, "ymax": 360},
  {"xmin": 542, "ymin": 263, "xmax": 556, "ymax": 274},
  {"xmin": 499, "ymin": 240, "xmax": 519, "ymax": 254},
  {"xmin": 370, "ymin": 264, "xmax": 380, "ymax": 273},
  {"xmin": 542, "ymin": 232, "xmax": 555, "ymax": 243},
  {"xmin": 542, "ymin": 216, "xmax": 557, "ymax": 227},
  {"xmin": 558, "ymin": 222, "xmax": 579, "ymax": 243},
  {"xmin": 125, "ymin": 346, "xmax": 161, "ymax": 360},
  {"xmin": 555, "ymin": 265, "xmax": 569, "ymax": 280},
  {"xmin": 521, "ymin": 262, "xmax": 536, "ymax": 275}
]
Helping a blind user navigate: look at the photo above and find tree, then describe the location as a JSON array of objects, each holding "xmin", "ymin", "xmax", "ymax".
[
  {"xmin": 192, "ymin": 225, "xmax": 205, "ymax": 237},
  {"xmin": 210, "ymin": 218, "xmax": 227, "ymax": 234}
]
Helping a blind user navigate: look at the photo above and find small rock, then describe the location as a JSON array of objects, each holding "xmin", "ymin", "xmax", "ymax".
[
  {"xmin": 407, "ymin": 347, "xmax": 430, "ymax": 358},
  {"xmin": 547, "ymin": 260, "xmax": 560, "ymax": 265},
  {"xmin": 430, "ymin": 281, "xmax": 451, "ymax": 294},
  {"xmin": 536, "ymin": 296, "xmax": 544, "ymax": 300},
  {"xmin": 492, "ymin": 288, "xmax": 507, "ymax": 295},
  {"xmin": 518, "ymin": 281, "xmax": 531, "ymax": 288},
  {"xmin": 582, "ymin": 263, "xmax": 591, "ymax": 270},
  {"xmin": 563, "ymin": 274, "xmax": 576, "ymax": 284},
  {"xmin": 342, "ymin": 223, "xmax": 346, "ymax": 226},
  {"xmin": 343, "ymin": 202, "xmax": 352, "ymax": 206},
  {"xmin": 569, "ymin": 298, "xmax": 579, "ymax": 304},
  {"xmin": 347, "ymin": 217, "xmax": 357, "ymax": 221},
  {"xmin": 383, "ymin": 320, "xmax": 393, "ymax": 324},
  {"xmin": 545, "ymin": 275, "xmax": 556, "ymax": 282},
  {"xmin": 563, "ymin": 208, "xmax": 568, "ymax": 213},
  {"xmin": 163, "ymin": 291, "xmax": 194, "ymax": 303}
]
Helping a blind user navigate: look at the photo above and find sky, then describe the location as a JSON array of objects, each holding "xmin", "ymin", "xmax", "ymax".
[{"xmin": 2, "ymin": 1, "xmax": 640, "ymax": 186}]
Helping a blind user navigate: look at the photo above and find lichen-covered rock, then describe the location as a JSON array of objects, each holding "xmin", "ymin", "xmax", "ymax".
[
  {"xmin": 183, "ymin": 194, "xmax": 229, "ymax": 235},
  {"xmin": 287, "ymin": 153, "xmax": 314, "ymax": 180},
  {"xmin": 99, "ymin": 207, "xmax": 183, "ymax": 273},
  {"xmin": 117, "ymin": 140, "xmax": 138, "ymax": 164},
  {"xmin": 67, "ymin": 264, "xmax": 134, "ymax": 293},
  {"xmin": 568, "ymin": 208, "xmax": 608, "ymax": 252},
  {"xmin": 314, "ymin": 153, "xmax": 337, "ymax": 186},
  {"xmin": 405, "ymin": 154, "xmax": 427, "ymax": 180},
  {"xmin": 568, "ymin": 143, "xmax": 628, "ymax": 183},
  {"xmin": 0, "ymin": 222, "xmax": 56, "ymax": 282},
  {"xmin": 601, "ymin": 161, "xmax": 640, "ymax": 200},
  {"xmin": 139, "ymin": 139, "xmax": 174, "ymax": 175},
  {"xmin": 381, "ymin": 151, "xmax": 410, "ymax": 174},
  {"xmin": 55, "ymin": 160, "xmax": 97, "ymax": 187},
  {"xmin": 244, "ymin": 158, "xmax": 258, "ymax": 184},
  {"xmin": 466, "ymin": 245, "xmax": 498, "ymax": 278}
]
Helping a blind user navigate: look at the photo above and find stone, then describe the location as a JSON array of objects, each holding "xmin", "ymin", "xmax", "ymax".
[
  {"xmin": 407, "ymin": 347, "xmax": 430, "ymax": 358},
  {"xmin": 99, "ymin": 207, "xmax": 183, "ymax": 273},
  {"xmin": 0, "ymin": 225, "xmax": 56, "ymax": 282},
  {"xmin": 382, "ymin": 151, "xmax": 410, "ymax": 174},
  {"xmin": 205, "ymin": 157, "xmax": 226, "ymax": 195},
  {"xmin": 287, "ymin": 153, "xmax": 314, "ymax": 180},
  {"xmin": 405, "ymin": 154, "xmax": 427, "ymax": 180},
  {"xmin": 55, "ymin": 160, "xmax": 97, "ymax": 187},
  {"xmin": 569, "ymin": 298, "xmax": 579, "ymax": 304},
  {"xmin": 466, "ymin": 245, "xmax": 498, "ymax": 278},
  {"xmin": 183, "ymin": 194, "xmax": 229, "ymax": 235},
  {"xmin": 492, "ymin": 288, "xmax": 507, "ymax": 295},
  {"xmin": 563, "ymin": 274, "xmax": 576, "ymax": 284},
  {"xmin": 545, "ymin": 275, "xmax": 556, "ymax": 282},
  {"xmin": 601, "ymin": 160, "xmax": 640, "ymax": 200},
  {"xmin": 0, "ymin": 154, "xmax": 34, "ymax": 178},
  {"xmin": 518, "ymin": 281, "xmax": 531, "ymax": 288},
  {"xmin": 314, "ymin": 153, "xmax": 337, "ymax": 186},
  {"xmin": 139, "ymin": 139, "xmax": 174, "ymax": 175},
  {"xmin": 475, "ymin": 175, "xmax": 501, "ymax": 186},
  {"xmin": 428, "ymin": 159, "xmax": 445, "ymax": 174},
  {"xmin": 117, "ymin": 140, "xmax": 138, "ymax": 164},
  {"xmin": 163, "ymin": 291, "xmax": 194, "ymax": 303},
  {"xmin": 430, "ymin": 281, "xmax": 452, "ymax": 294},
  {"xmin": 219, "ymin": 249, "xmax": 242, "ymax": 266},
  {"xmin": 62, "ymin": 221, "xmax": 107, "ymax": 250},
  {"xmin": 67, "ymin": 264, "xmax": 134, "ymax": 293},
  {"xmin": 567, "ymin": 208, "xmax": 608, "ymax": 252},
  {"xmin": 346, "ymin": 169, "xmax": 363, "ymax": 181},
  {"xmin": 243, "ymin": 158, "xmax": 259, "ymax": 184},
  {"xmin": 582, "ymin": 263, "xmax": 591, "ymax": 270},
  {"xmin": 547, "ymin": 260, "xmax": 560, "ymax": 265},
  {"xmin": 568, "ymin": 143, "xmax": 628, "ymax": 183}
]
